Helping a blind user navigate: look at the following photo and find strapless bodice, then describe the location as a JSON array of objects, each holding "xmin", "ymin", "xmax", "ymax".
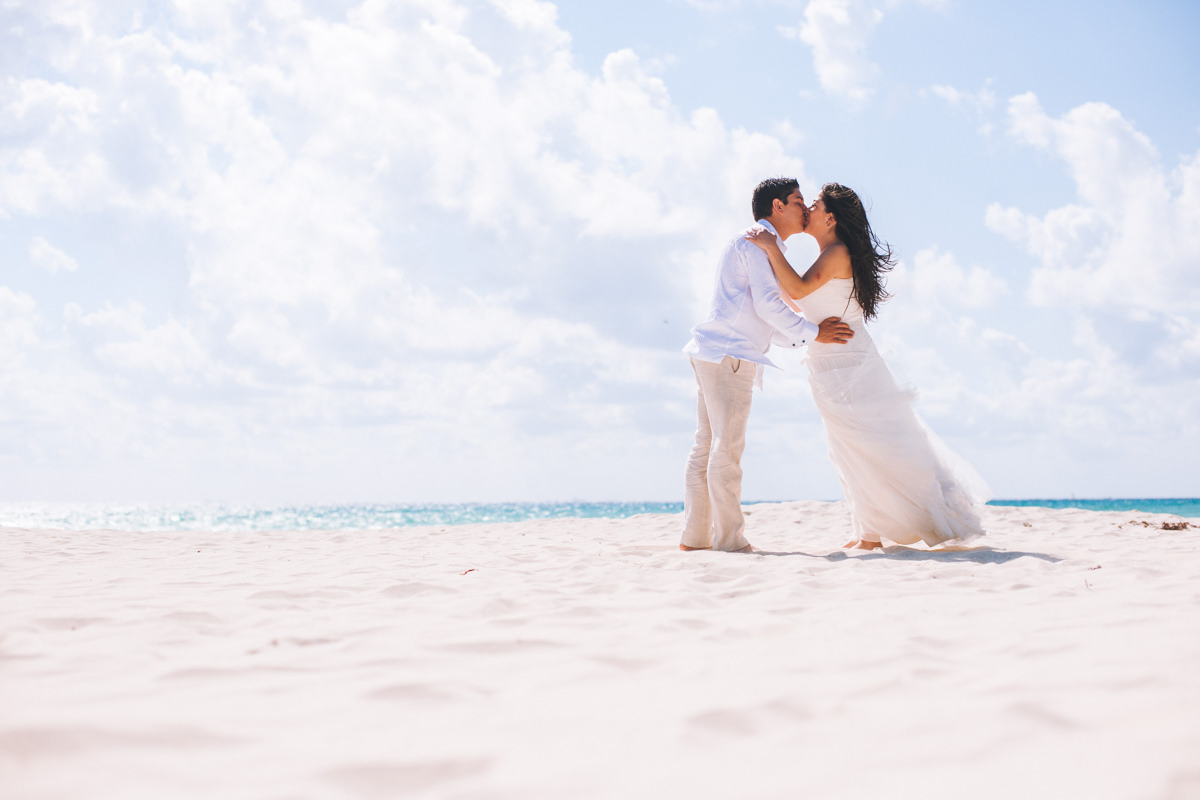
[
  {"xmin": 796, "ymin": 278, "xmax": 871, "ymax": 355},
  {"xmin": 796, "ymin": 278, "xmax": 862, "ymax": 323}
]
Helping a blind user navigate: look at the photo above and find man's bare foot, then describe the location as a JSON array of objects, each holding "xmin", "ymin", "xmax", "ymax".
[{"xmin": 679, "ymin": 543, "xmax": 754, "ymax": 552}]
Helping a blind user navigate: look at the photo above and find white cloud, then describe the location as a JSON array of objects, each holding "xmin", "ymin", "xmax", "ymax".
[
  {"xmin": 0, "ymin": 287, "xmax": 40, "ymax": 364},
  {"xmin": 986, "ymin": 92, "xmax": 1200, "ymax": 359},
  {"xmin": 4, "ymin": 2, "xmax": 1194, "ymax": 505},
  {"xmin": 875, "ymin": 247, "xmax": 1200, "ymax": 500},
  {"xmin": 875, "ymin": 250, "xmax": 1021, "ymax": 428},
  {"xmin": 488, "ymin": 0, "xmax": 566, "ymax": 40},
  {"xmin": 904, "ymin": 246, "xmax": 1008, "ymax": 310},
  {"xmin": 64, "ymin": 301, "xmax": 220, "ymax": 388},
  {"xmin": 0, "ymin": 0, "xmax": 815, "ymax": 502},
  {"xmin": 925, "ymin": 80, "xmax": 995, "ymax": 118},
  {"xmin": 799, "ymin": 0, "xmax": 884, "ymax": 101},
  {"xmin": 681, "ymin": 0, "xmax": 746, "ymax": 10},
  {"xmin": 793, "ymin": 0, "xmax": 951, "ymax": 101},
  {"xmin": 923, "ymin": 82, "xmax": 997, "ymax": 136},
  {"xmin": 858, "ymin": 92, "xmax": 1200, "ymax": 497},
  {"xmin": 29, "ymin": 235, "xmax": 78, "ymax": 272}
]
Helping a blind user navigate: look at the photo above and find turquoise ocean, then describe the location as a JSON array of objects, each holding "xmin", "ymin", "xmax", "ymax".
[{"xmin": 0, "ymin": 498, "xmax": 1196, "ymax": 532}]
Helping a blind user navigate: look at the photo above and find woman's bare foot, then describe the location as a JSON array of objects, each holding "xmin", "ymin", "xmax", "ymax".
[
  {"xmin": 733, "ymin": 543, "xmax": 755, "ymax": 553},
  {"xmin": 843, "ymin": 539, "xmax": 883, "ymax": 550}
]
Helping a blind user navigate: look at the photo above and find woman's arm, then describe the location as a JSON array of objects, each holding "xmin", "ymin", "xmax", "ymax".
[{"xmin": 745, "ymin": 229, "xmax": 851, "ymax": 299}]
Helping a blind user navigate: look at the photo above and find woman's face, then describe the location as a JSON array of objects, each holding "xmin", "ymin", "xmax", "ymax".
[{"xmin": 807, "ymin": 197, "xmax": 835, "ymax": 235}]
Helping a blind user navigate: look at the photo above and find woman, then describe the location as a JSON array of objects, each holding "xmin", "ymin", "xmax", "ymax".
[{"xmin": 747, "ymin": 183, "xmax": 986, "ymax": 549}]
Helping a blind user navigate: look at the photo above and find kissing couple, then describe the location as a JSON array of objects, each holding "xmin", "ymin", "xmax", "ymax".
[{"xmin": 681, "ymin": 178, "xmax": 987, "ymax": 553}]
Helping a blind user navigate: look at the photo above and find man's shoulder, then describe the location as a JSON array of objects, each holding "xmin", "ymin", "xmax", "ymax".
[
  {"xmin": 728, "ymin": 230, "xmax": 771, "ymax": 267},
  {"xmin": 729, "ymin": 225, "xmax": 757, "ymax": 242},
  {"xmin": 712, "ymin": 231, "xmax": 747, "ymax": 269},
  {"xmin": 714, "ymin": 228, "xmax": 771, "ymax": 281},
  {"xmin": 722, "ymin": 228, "xmax": 760, "ymax": 257}
]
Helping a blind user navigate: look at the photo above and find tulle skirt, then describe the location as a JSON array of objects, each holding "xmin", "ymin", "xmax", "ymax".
[{"xmin": 807, "ymin": 341, "xmax": 988, "ymax": 546}]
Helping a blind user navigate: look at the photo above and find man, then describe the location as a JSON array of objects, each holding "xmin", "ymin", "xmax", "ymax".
[{"xmin": 681, "ymin": 177, "xmax": 854, "ymax": 553}]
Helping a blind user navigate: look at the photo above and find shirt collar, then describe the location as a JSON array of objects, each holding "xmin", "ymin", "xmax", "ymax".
[{"xmin": 755, "ymin": 219, "xmax": 788, "ymax": 254}]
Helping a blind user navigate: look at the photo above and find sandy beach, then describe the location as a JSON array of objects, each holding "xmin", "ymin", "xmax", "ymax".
[{"xmin": 3, "ymin": 501, "xmax": 1198, "ymax": 799}]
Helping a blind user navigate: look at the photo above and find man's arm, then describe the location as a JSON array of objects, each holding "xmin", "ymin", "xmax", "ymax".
[
  {"xmin": 745, "ymin": 245, "xmax": 853, "ymax": 345},
  {"xmin": 744, "ymin": 245, "xmax": 819, "ymax": 345}
]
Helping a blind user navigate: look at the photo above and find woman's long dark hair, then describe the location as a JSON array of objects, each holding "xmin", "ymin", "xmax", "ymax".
[{"xmin": 821, "ymin": 183, "xmax": 894, "ymax": 320}]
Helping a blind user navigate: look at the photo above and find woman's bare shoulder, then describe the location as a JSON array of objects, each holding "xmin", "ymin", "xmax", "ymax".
[
  {"xmin": 817, "ymin": 242, "xmax": 853, "ymax": 276},
  {"xmin": 826, "ymin": 241, "xmax": 851, "ymax": 259}
]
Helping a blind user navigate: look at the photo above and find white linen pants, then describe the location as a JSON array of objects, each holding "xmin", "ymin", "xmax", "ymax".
[{"xmin": 681, "ymin": 356, "xmax": 755, "ymax": 551}]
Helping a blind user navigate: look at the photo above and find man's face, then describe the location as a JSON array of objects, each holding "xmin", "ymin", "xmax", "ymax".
[{"xmin": 777, "ymin": 189, "xmax": 809, "ymax": 234}]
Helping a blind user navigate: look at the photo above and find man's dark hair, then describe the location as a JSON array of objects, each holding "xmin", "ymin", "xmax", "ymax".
[{"xmin": 751, "ymin": 177, "xmax": 799, "ymax": 221}]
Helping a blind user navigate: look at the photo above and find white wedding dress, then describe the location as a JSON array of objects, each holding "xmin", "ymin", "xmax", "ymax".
[{"xmin": 797, "ymin": 278, "xmax": 987, "ymax": 546}]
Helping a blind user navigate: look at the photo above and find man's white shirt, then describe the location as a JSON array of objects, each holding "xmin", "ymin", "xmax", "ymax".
[{"xmin": 683, "ymin": 219, "xmax": 819, "ymax": 387}]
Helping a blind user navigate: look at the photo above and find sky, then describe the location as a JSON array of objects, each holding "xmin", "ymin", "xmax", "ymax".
[{"xmin": 2, "ymin": 0, "xmax": 1199, "ymax": 504}]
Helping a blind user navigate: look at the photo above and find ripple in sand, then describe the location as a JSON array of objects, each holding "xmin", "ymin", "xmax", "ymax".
[
  {"xmin": 0, "ymin": 725, "xmax": 236, "ymax": 758},
  {"xmin": 161, "ymin": 611, "xmax": 223, "ymax": 624},
  {"xmin": 322, "ymin": 758, "xmax": 489, "ymax": 798},
  {"xmin": 434, "ymin": 639, "xmax": 562, "ymax": 655},
  {"xmin": 1163, "ymin": 769, "xmax": 1200, "ymax": 800},
  {"xmin": 685, "ymin": 708, "xmax": 759, "ymax": 736},
  {"xmin": 381, "ymin": 582, "xmax": 455, "ymax": 598},
  {"xmin": 35, "ymin": 617, "xmax": 108, "ymax": 631},
  {"xmin": 588, "ymin": 654, "xmax": 653, "ymax": 671},
  {"xmin": 364, "ymin": 683, "xmax": 459, "ymax": 703},
  {"xmin": 1009, "ymin": 701, "xmax": 1079, "ymax": 730},
  {"xmin": 159, "ymin": 665, "xmax": 303, "ymax": 680}
]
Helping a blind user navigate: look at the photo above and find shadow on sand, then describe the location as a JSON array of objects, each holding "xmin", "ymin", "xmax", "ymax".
[{"xmin": 754, "ymin": 546, "xmax": 1061, "ymax": 565}]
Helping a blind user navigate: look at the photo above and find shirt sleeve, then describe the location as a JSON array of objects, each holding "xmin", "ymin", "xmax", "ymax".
[{"xmin": 743, "ymin": 244, "xmax": 819, "ymax": 347}]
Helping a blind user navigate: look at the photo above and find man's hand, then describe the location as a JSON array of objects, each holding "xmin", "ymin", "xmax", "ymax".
[{"xmin": 815, "ymin": 317, "xmax": 854, "ymax": 344}]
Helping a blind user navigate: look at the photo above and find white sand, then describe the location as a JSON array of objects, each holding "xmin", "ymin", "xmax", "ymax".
[{"xmin": 3, "ymin": 501, "xmax": 1199, "ymax": 800}]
